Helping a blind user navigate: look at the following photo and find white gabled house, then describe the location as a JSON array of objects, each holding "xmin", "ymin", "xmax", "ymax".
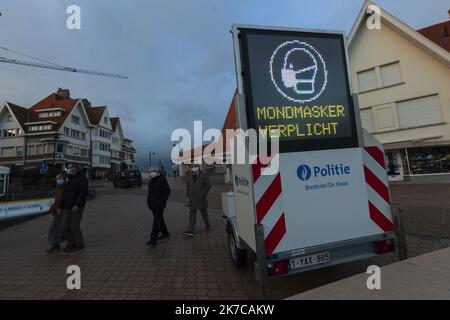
[
  {"xmin": 0, "ymin": 89, "xmax": 92, "ymax": 170},
  {"xmin": 348, "ymin": 1, "xmax": 450, "ymax": 181},
  {"xmin": 0, "ymin": 88, "xmax": 137, "ymax": 179},
  {"xmin": 84, "ymin": 105, "xmax": 114, "ymax": 178}
]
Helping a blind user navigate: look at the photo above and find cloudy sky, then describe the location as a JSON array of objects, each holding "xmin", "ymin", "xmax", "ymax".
[{"xmin": 0, "ymin": 0, "xmax": 448, "ymax": 168}]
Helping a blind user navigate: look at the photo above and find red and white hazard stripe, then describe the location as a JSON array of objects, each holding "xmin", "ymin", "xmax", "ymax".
[
  {"xmin": 363, "ymin": 146, "xmax": 394, "ymax": 232},
  {"xmin": 252, "ymin": 155, "xmax": 286, "ymax": 254}
]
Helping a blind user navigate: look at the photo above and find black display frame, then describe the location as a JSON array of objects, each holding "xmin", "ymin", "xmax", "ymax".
[{"xmin": 237, "ymin": 27, "xmax": 360, "ymax": 153}]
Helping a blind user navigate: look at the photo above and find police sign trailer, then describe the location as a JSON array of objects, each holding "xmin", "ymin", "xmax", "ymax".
[{"xmin": 222, "ymin": 25, "xmax": 406, "ymax": 299}]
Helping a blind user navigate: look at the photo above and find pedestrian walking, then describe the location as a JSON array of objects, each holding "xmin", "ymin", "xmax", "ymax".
[
  {"xmin": 147, "ymin": 166, "xmax": 171, "ymax": 247},
  {"xmin": 60, "ymin": 163, "xmax": 88, "ymax": 254},
  {"xmin": 45, "ymin": 174, "xmax": 66, "ymax": 253},
  {"xmin": 184, "ymin": 164, "xmax": 211, "ymax": 236},
  {"xmin": 172, "ymin": 165, "xmax": 178, "ymax": 180}
]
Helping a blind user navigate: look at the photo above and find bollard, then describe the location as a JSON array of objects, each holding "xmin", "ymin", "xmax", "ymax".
[
  {"xmin": 254, "ymin": 224, "xmax": 269, "ymax": 300},
  {"xmin": 392, "ymin": 204, "xmax": 407, "ymax": 261}
]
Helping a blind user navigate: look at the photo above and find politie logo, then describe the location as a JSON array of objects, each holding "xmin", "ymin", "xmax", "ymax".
[
  {"xmin": 297, "ymin": 163, "xmax": 352, "ymax": 191},
  {"xmin": 235, "ymin": 175, "xmax": 250, "ymax": 187},
  {"xmin": 270, "ymin": 41, "xmax": 328, "ymax": 103},
  {"xmin": 297, "ymin": 165, "xmax": 312, "ymax": 181}
]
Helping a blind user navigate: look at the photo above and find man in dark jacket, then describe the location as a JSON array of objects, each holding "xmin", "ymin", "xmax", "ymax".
[
  {"xmin": 147, "ymin": 166, "xmax": 171, "ymax": 247},
  {"xmin": 184, "ymin": 164, "xmax": 211, "ymax": 236},
  {"xmin": 60, "ymin": 163, "xmax": 88, "ymax": 254}
]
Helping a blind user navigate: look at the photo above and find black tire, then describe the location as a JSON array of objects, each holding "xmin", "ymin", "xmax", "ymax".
[{"xmin": 227, "ymin": 229, "xmax": 247, "ymax": 268}]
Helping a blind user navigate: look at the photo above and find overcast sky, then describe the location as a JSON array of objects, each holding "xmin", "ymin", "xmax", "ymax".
[{"xmin": 0, "ymin": 0, "xmax": 448, "ymax": 168}]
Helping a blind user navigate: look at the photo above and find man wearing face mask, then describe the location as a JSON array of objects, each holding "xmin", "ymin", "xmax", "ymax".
[
  {"xmin": 60, "ymin": 163, "xmax": 89, "ymax": 254},
  {"xmin": 146, "ymin": 166, "xmax": 171, "ymax": 246},
  {"xmin": 184, "ymin": 164, "xmax": 211, "ymax": 236}
]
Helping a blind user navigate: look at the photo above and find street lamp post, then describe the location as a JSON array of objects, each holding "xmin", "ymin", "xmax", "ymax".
[
  {"xmin": 53, "ymin": 133, "xmax": 60, "ymax": 166},
  {"xmin": 149, "ymin": 151, "xmax": 155, "ymax": 168}
]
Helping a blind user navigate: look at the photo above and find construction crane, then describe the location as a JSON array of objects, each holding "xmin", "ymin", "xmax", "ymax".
[
  {"xmin": 0, "ymin": 46, "xmax": 128, "ymax": 79},
  {"xmin": 0, "ymin": 56, "xmax": 128, "ymax": 79}
]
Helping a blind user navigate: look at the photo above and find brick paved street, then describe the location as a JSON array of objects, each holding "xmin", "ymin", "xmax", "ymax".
[{"xmin": 0, "ymin": 179, "xmax": 449, "ymax": 300}]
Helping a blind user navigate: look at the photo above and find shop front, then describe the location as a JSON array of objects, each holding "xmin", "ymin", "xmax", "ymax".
[{"xmin": 385, "ymin": 146, "xmax": 450, "ymax": 182}]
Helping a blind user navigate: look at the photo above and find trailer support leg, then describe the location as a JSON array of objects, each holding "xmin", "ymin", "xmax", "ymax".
[
  {"xmin": 392, "ymin": 204, "xmax": 407, "ymax": 261},
  {"xmin": 254, "ymin": 224, "xmax": 269, "ymax": 300}
]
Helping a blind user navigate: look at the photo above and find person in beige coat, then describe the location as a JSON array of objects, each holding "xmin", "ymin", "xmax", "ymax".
[{"xmin": 184, "ymin": 164, "xmax": 211, "ymax": 236}]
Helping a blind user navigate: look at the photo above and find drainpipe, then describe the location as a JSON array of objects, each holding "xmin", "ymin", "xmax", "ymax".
[
  {"xmin": 53, "ymin": 133, "xmax": 56, "ymax": 166},
  {"xmin": 89, "ymin": 127, "xmax": 93, "ymax": 180},
  {"xmin": 23, "ymin": 134, "xmax": 27, "ymax": 166}
]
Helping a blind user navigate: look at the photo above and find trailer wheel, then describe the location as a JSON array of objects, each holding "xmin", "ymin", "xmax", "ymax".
[{"xmin": 228, "ymin": 230, "xmax": 247, "ymax": 268}]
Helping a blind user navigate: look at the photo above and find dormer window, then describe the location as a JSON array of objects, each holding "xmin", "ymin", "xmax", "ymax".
[
  {"xmin": 6, "ymin": 114, "xmax": 13, "ymax": 122},
  {"xmin": 103, "ymin": 117, "xmax": 108, "ymax": 124},
  {"xmin": 29, "ymin": 124, "xmax": 52, "ymax": 132},
  {"xmin": 71, "ymin": 115, "xmax": 80, "ymax": 125},
  {"xmin": 39, "ymin": 111, "xmax": 62, "ymax": 118}
]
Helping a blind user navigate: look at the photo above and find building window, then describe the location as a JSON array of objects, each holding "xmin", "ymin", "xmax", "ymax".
[
  {"xmin": 357, "ymin": 68, "xmax": 377, "ymax": 92},
  {"xmin": 27, "ymin": 145, "xmax": 35, "ymax": 156},
  {"xmin": 2, "ymin": 129, "xmax": 17, "ymax": 138},
  {"xmin": 64, "ymin": 127, "xmax": 70, "ymax": 136},
  {"xmin": 380, "ymin": 62, "xmax": 402, "ymax": 87},
  {"xmin": 57, "ymin": 144, "xmax": 64, "ymax": 153},
  {"xmin": 103, "ymin": 117, "xmax": 108, "ymax": 124},
  {"xmin": 6, "ymin": 114, "xmax": 13, "ymax": 122},
  {"xmin": 1, "ymin": 147, "xmax": 15, "ymax": 158},
  {"xmin": 16, "ymin": 146, "xmax": 23, "ymax": 156},
  {"xmin": 71, "ymin": 115, "xmax": 80, "ymax": 125},
  {"xmin": 396, "ymin": 95, "xmax": 442, "ymax": 129},
  {"xmin": 357, "ymin": 61, "xmax": 403, "ymax": 93},
  {"xmin": 81, "ymin": 149, "xmax": 88, "ymax": 158},
  {"xmin": 36, "ymin": 145, "xmax": 44, "ymax": 155},
  {"xmin": 373, "ymin": 104, "xmax": 397, "ymax": 131},
  {"xmin": 99, "ymin": 142, "xmax": 110, "ymax": 152},
  {"xmin": 29, "ymin": 124, "xmax": 52, "ymax": 132},
  {"xmin": 70, "ymin": 129, "xmax": 80, "ymax": 140},
  {"xmin": 39, "ymin": 111, "xmax": 62, "ymax": 118}
]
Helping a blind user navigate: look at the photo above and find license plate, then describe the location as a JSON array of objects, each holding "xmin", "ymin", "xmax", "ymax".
[{"xmin": 289, "ymin": 252, "xmax": 331, "ymax": 270}]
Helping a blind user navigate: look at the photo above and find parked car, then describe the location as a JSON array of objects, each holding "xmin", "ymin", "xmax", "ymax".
[{"xmin": 113, "ymin": 170, "xmax": 142, "ymax": 188}]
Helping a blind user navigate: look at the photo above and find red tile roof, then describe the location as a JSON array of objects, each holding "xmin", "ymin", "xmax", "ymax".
[
  {"xmin": 110, "ymin": 117, "xmax": 119, "ymax": 131},
  {"xmin": 6, "ymin": 91, "xmax": 81, "ymax": 133},
  {"xmin": 6, "ymin": 102, "xmax": 31, "ymax": 129},
  {"xmin": 30, "ymin": 93, "xmax": 78, "ymax": 111},
  {"xmin": 221, "ymin": 91, "xmax": 237, "ymax": 135},
  {"xmin": 181, "ymin": 90, "xmax": 237, "ymax": 161},
  {"xmin": 417, "ymin": 20, "xmax": 450, "ymax": 52},
  {"xmin": 5, "ymin": 89, "xmax": 127, "ymax": 144}
]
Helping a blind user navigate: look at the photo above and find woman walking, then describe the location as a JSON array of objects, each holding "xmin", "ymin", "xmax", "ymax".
[{"xmin": 46, "ymin": 174, "xmax": 65, "ymax": 253}]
